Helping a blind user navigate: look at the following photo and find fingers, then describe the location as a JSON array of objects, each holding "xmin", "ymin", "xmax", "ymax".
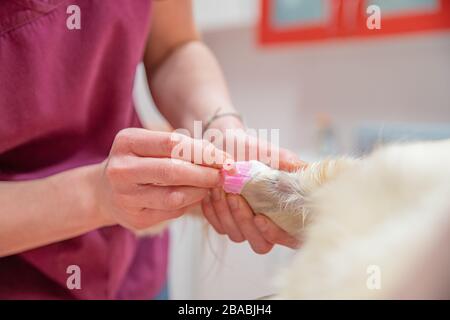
[
  {"xmin": 137, "ymin": 158, "xmax": 222, "ymax": 187},
  {"xmin": 201, "ymin": 195, "xmax": 225, "ymax": 235},
  {"xmin": 254, "ymin": 214, "xmax": 301, "ymax": 249},
  {"xmin": 202, "ymin": 189, "xmax": 301, "ymax": 253},
  {"xmin": 112, "ymin": 128, "xmax": 230, "ymax": 169},
  {"xmin": 221, "ymin": 130, "xmax": 306, "ymax": 172},
  {"xmin": 107, "ymin": 156, "xmax": 222, "ymax": 188},
  {"xmin": 278, "ymin": 148, "xmax": 308, "ymax": 172},
  {"xmin": 124, "ymin": 207, "xmax": 187, "ymax": 230},
  {"xmin": 227, "ymin": 195, "xmax": 274, "ymax": 254},
  {"xmin": 209, "ymin": 188, "xmax": 245, "ymax": 242},
  {"xmin": 226, "ymin": 132, "xmax": 275, "ymax": 165},
  {"xmin": 121, "ymin": 185, "xmax": 208, "ymax": 211}
]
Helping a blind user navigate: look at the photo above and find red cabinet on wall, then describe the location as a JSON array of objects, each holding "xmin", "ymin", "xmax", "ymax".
[{"xmin": 259, "ymin": 0, "xmax": 450, "ymax": 45}]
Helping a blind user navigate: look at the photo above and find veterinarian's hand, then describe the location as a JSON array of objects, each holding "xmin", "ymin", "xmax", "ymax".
[
  {"xmin": 202, "ymin": 191, "xmax": 301, "ymax": 253},
  {"xmin": 96, "ymin": 128, "xmax": 229, "ymax": 231},
  {"xmin": 201, "ymin": 120, "xmax": 304, "ymax": 253}
]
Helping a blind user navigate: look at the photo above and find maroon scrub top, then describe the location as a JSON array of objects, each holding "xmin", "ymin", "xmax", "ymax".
[{"xmin": 0, "ymin": 0, "xmax": 169, "ymax": 299}]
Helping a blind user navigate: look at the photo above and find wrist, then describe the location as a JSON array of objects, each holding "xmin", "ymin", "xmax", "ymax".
[
  {"xmin": 206, "ymin": 113, "xmax": 245, "ymax": 133},
  {"xmin": 82, "ymin": 163, "xmax": 116, "ymax": 228}
]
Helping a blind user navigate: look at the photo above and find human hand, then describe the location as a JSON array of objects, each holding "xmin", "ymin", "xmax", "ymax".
[
  {"xmin": 201, "ymin": 118, "xmax": 306, "ymax": 253},
  {"xmin": 96, "ymin": 128, "xmax": 229, "ymax": 231}
]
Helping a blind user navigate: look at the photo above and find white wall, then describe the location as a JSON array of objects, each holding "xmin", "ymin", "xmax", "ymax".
[
  {"xmin": 193, "ymin": 0, "xmax": 257, "ymax": 31},
  {"xmin": 202, "ymin": 29, "xmax": 450, "ymax": 154}
]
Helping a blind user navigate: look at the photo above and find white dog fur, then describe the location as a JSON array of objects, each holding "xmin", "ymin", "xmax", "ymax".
[{"xmin": 240, "ymin": 139, "xmax": 450, "ymax": 299}]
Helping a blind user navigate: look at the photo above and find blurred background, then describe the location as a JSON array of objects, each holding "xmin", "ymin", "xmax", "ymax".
[{"xmin": 133, "ymin": 0, "xmax": 450, "ymax": 299}]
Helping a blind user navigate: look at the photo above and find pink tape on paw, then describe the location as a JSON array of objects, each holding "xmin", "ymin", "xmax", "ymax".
[{"xmin": 221, "ymin": 161, "xmax": 253, "ymax": 194}]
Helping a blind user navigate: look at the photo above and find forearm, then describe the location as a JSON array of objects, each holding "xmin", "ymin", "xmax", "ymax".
[
  {"xmin": 147, "ymin": 41, "xmax": 241, "ymax": 133},
  {"xmin": 0, "ymin": 164, "xmax": 109, "ymax": 257}
]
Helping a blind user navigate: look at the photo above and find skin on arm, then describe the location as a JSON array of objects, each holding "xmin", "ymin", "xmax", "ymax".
[
  {"xmin": 145, "ymin": 0, "xmax": 303, "ymax": 253},
  {"xmin": 145, "ymin": 0, "xmax": 236, "ymax": 133},
  {"xmin": 0, "ymin": 164, "xmax": 106, "ymax": 257}
]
